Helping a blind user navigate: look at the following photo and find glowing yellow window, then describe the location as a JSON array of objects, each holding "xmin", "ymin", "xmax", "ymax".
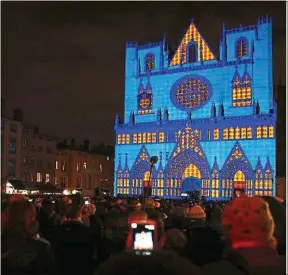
[
  {"xmin": 152, "ymin": 133, "xmax": 156, "ymax": 142},
  {"xmin": 159, "ymin": 132, "xmax": 164, "ymax": 142},
  {"xmin": 147, "ymin": 133, "xmax": 151, "ymax": 143},
  {"xmin": 241, "ymin": 128, "xmax": 247, "ymax": 139},
  {"xmin": 235, "ymin": 127, "xmax": 240, "ymax": 139},
  {"xmin": 255, "ymin": 180, "xmax": 259, "ymax": 189},
  {"xmin": 121, "ymin": 134, "xmax": 126, "ymax": 144},
  {"xmin": 126, "ymin": 134, "xmax": 130, "ymax": 144},
  {"xmin": 137, "ymin": 133, "xmax": 142, "ymax": 143},
  {"xmin": 133, "ymin": 134, "xmax": 137, "ymax": 143},
  {"xmin": 213, "ymin": 129, "xmax": 219, "ymax": 140},
  {"xmin": 232, "ymin": 88, "xmax": 237, "ymax": 100},
  {"xmin": 229, "ymin": 128, "xmax": 234, "ymax": 140},
  {"xmin": 268, "ymin": 180, "xmax": 272, "ymax": 189},
  {"xmin": 247, "ymin": 127, "xmax": 252, "ymax": 138},
  {"xmin": 256, "ymin": 126, "xmax": 262, "ymax": 138},
  {"xmin": 142, "ymin": 133, "xmax": 147, "ymax": 143},
  {"xmin": 117, "ymin": 134, "xmax": 121, "ymax": 144},
  {"xmin": 223, "ymin": 128, "xmax": 228, "ymax": 140},
  {"xmin": 262, "ymin": 126, "xmax": 268, "ymax": 138},
  {"xmin": 268, "ymin": 126, "xmax": 274, "ymax": 138},
  {"xmin": 234, "ymin": 170, "xmax": 245, "ymax": 181}
]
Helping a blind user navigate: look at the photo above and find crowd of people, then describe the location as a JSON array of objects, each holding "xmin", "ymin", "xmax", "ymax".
[{"xmin": 1, "ymin": 193, "xmax": 286, "ymax": 275}]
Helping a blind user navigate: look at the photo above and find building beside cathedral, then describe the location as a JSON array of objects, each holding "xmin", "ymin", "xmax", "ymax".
[{"xmin": 114, "ymin": 16, "xmax": 276, "ymax": 199}]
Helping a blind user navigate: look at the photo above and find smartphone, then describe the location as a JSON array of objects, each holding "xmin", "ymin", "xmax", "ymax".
[
  {"xmin": 29, "ymin": 199, "xmax": 33, "ymax": 202},
  {"xmin": 84, "ymin": 200, "xmax": 90, "ymax": 205},
  {"xmin": 131, "ymin": 223, "xmax": 154, "ymax": 254}
]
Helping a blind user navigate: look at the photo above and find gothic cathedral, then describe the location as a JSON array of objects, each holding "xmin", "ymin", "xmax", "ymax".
[{"xmin": 114, "ymin": 17, "xmax": 276, "ymax": 200}]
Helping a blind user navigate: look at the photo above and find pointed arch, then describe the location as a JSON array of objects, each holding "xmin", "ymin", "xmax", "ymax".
[
  {"xmin": 166, "ymin": 124, "xmax": 210, "ymax": 197},
  {"xmin": 232, "ymin": 68, "xmax": 252, "ymax": 107},
  {"xmin": 170, "ymin": 21, "xmax": 215, "ymax": 66},
  {"xmin": 130, "ymin": 146, "xmax": 151, "ymax": 195},
  {"xmin": 263, "ymin": 158, "xmax": 274, "ymax": 196},
  {"xmin": 255, "ymin": 157, "xmax": 264, "ymax": 196},
  {"xmin": 211, "ymin": 157, "xmax": 220, "ymax": 199},
  {"xmin": 221, "ymin": 141, "xmax": 254, "ymax": 197},
  {"xmin": 116, "ymin": 154, "xmax": 124, "ymax": 194},
  {"xmin": 236, "ymin": 37, "xmax": 248, "ymax": 58},
  {"xmin": 137, "ymin": 79, "xmax": 153, "ymax": 115},
  {"xmin": 145, "ymin": 53, "xmax": 155, "ymax": 72}
]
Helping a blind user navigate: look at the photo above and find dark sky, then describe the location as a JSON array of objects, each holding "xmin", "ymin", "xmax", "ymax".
[{"xmin": 1, "ymin": 2, "xmax": 286, "ymax": 145}]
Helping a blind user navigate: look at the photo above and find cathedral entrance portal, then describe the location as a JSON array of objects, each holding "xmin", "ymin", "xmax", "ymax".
[
  {"xmin": 181, "ymin": 164, "xmax": 202, "ymax": 193},
  {"xmin": 181, "ymin": 177, "xmax": 202, "ymax": 193}
]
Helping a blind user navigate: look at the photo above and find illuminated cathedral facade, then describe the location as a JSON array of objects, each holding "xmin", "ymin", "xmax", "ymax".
[{"xmin": 114, "ymin": 16, "xmax": 276, "ymax": 200}]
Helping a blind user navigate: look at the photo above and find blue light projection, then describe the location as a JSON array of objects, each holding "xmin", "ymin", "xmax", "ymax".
[{"xmin": 114, "ymin": 17, "xmax": 276, "ymax": 200}]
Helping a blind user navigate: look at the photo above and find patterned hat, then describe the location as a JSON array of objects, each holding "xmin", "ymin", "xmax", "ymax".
[
  {"xmin": 186, "ymin": 205, "xmax": 206, "ymax": 220},
  {"xmin": 221, "ymin": 196, "xmax": 275, "ymax": 244}
]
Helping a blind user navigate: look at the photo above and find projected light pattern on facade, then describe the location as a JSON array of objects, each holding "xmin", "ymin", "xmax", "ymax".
[{"xmin": 114, "ymin": 17, "xmax": 276, "ymax": 199}]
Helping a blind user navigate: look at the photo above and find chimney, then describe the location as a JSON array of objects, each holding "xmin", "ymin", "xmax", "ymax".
[{"xmin": 13, "ymin": 109, "xmax": 24, "ymax": 122}]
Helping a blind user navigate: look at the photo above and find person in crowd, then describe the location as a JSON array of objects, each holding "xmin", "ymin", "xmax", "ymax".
[
  {"xmin": 2, "ymin": 199, "xmax": 54, "ymax": 274},
  {"xmin": 203, "ymin": 196, "xmax": 286, "ymax": 275},
  {"xmin": 54, "ymin": 203, "xmax": 97, "ymax": 275},
  {"xmin": 160, "ymin": 228, "xmax": 188, "ymax": 255},
  {"xmin": 260, "ymin": 196, "xmax": 286, "ymax": 256},
  {"xmin": 96, "ymin": 214, "xmax": 201, "ymax": 275},
  {"xmin": 183, "ymin": 226, "xmax": 225, "ymax": 267},
  {"xmin": 97, "ymin": 207, "xmax": 127, "ymax": 263},
  {"xmin": 185, "ymin": 204, "xmax": 206, "ymax": 235},
  {"xmin": 38, "ymin": 198, "xmax": 61, "ymax": 244}
]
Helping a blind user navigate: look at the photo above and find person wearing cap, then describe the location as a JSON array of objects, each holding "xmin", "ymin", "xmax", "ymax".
[
  {"xmin": 202, "ymin": 196, "xmax": 285, "ymax": 275},
  {"xmin": 185, "ymin": 204, "xmax": 206, "ymax": 232}
]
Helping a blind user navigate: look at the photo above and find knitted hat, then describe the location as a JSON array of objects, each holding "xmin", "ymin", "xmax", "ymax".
[
  {"xmin": 221, "ymin": 196, "xmax": 275, "ymax": 245},
  {"xmin": 145, "ymin": 198, "xmax": 155, "ymax": 209},
  {"xmin": 186, "ymin": 205, "xmax": 206, "ymax": 220}
]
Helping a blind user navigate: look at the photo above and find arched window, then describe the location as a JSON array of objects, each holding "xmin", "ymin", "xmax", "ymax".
[
  {"xmin": 255, "ymin": 169, "xmax": 263, "ymax": 195},
  {"xmin": 236, "ymin": 39, "xmax": 248, "ymax": 58},
  {"xmin": 211, "ymin": 170, "xmax": 219, "ymax": 198},
  {"xmin": 187, "ymin": 43, "xmax": 198, "ymax": 63},
  {"xmin": 145, "ymin": 54, "xmax": 155, "ymax": 72}
]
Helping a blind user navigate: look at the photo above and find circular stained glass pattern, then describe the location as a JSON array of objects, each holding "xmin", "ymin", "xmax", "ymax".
[{"xmin": 170, "ymin": 75, "xmax": 212, "ymax": 110}]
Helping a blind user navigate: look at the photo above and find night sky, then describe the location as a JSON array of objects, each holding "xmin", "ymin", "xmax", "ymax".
[{"xmin": 2, "ymin": 2, "xmax": 286, "ymax": 145}]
